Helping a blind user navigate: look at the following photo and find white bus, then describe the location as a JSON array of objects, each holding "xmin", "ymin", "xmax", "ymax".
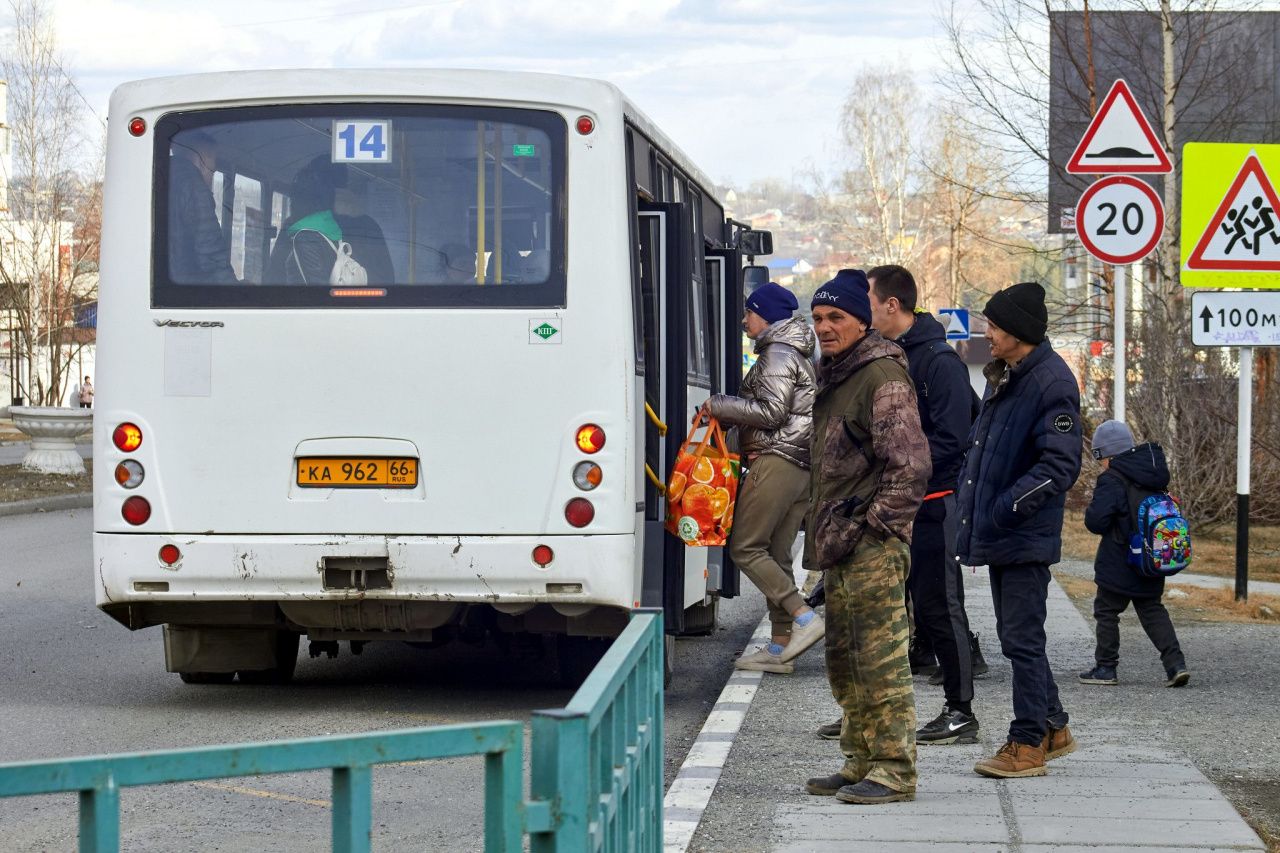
[{"xmin": 93, "ymin": 70, "xmax": 768, "ymax": 684}]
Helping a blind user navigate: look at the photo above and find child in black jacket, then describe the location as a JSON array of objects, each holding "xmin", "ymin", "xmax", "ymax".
[{"xmin": 1078, "ymin": 420, "xmax": 1190, "ymax": 688}]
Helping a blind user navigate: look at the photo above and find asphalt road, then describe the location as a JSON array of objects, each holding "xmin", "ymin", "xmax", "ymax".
[{"xmin": 0, "ymin": 508, "xmax": 762, "ymax": 851}]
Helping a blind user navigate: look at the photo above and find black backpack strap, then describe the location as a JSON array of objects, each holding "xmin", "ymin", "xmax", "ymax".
[{"xmin": 1107, "ymin": 470, "xmax": 1146, "ymax": 544}]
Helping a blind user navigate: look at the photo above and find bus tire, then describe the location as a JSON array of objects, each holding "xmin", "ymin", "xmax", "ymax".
[
  {"xmin": 556, "ymin": 635, "xmax": 609, "ymax": 688},
  {"xmin": 178, "ymin": 671, "xmax": 235, "ymax": 685},
  {"xmin": 680, "ymin": 595, "xmax": 718, "ymax": 637},
  {"xmin": 237, "ymin": 631, "xmax": 301, "ymax": 685}
]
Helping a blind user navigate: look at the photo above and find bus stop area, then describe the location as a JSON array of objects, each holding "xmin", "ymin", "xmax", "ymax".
[{"xmin": 670, "ymin": 559, "xmax": 1278, "ymax": 853}]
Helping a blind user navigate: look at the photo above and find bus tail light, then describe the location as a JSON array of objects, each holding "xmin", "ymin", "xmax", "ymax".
[
  {"xmin": 532, "ymin": 545, "xmax": 554, "ymax": 567},
  {"xmin": 575, "ymin": 424, "xmax": 605, "ymax": 454},
  {"xmin": 114, "ymin": 460, "xmax": 145, "ymax": 489},
  {"xmin": 113, "ymin": 423, "xmax": 143, "ymax": 452},
  {"xmin": 159, "ymin": 544, "xmax": 181, "ymax": 566},
  {"xmin": 565, "ymin": 498, "xmax": 594, "ymax": 528},
  {"xmin": 122, "ymin": 496, "xmax": 151, "ymax": 526},
  {"xmin": 576, "ymin": 115, "xmax": 595, "ymax": 136},
  {"xmin": 572, "ymin": 461, "xmax": 602, "ymax": 490},
  {"xmin": 128, "ymin": 117, "xmax": 146, "ymax": 137}
]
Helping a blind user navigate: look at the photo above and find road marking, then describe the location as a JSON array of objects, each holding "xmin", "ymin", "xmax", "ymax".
[
  {"xmin": 663, "ymin": 614, "xmax": 770, "ymax": 853},
  {"xmin": 191, "ymin": 780, "xmax": 330, "ymax": 808}
]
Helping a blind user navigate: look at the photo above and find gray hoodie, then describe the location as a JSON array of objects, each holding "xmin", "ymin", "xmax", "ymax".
[{"xmin": 706, "ymin": 316, "xmax": 817, "ymax": 469}]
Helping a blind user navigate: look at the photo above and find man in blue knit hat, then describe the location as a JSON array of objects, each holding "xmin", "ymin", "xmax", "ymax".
[
  {"xmin": 700, "ymin": 282, "xmax": 822, "ymax": 673},
  {"xmin": 803, "ymin": 269, "xmax": 930, "ymax": 805}
]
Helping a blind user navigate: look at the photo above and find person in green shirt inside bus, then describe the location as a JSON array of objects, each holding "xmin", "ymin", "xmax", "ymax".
[{"xmin": 268, "ymin": 154, "xmax": 394, "ymax": 286}]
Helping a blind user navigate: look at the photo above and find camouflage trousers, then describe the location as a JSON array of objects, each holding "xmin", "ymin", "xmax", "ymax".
[{"xmin": 825, "ymin": 535, "xmax": 917, "ymax": 792}]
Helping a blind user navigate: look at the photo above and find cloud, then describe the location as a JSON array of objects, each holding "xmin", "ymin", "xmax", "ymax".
[{"xmin": 27, "ymin": 0, "xmax": 949, "ymax": 183}]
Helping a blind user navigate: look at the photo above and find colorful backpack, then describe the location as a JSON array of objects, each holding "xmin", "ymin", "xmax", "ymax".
[{"xmin": 1116, "ymin": 474, "xmax": 1192, "ymax": 577}]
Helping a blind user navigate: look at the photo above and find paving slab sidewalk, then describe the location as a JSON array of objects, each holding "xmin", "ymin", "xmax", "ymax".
[{"xmin": 689, "ymin": 565, "xmax": 1267, "ymax": 852}]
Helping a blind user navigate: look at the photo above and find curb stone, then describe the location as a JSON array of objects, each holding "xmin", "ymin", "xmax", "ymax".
[{"xmin": 0, "ymin": 492, "xmax": 92, "ymax": 517}]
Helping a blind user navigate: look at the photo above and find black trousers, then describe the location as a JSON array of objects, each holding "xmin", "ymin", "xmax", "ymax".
[
  {"xmin": 908, "ymin": 494, "xmax": 973, "ymax": 705},
  {"xmin": 990, "ymin": 562, "xmax": 1068, "ymax": 745},
  {"xmin": 1093, "ymin": 586, "xmax": 1185, "ymax": 671}
]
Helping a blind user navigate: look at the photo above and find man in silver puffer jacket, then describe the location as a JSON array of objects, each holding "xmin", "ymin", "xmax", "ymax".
[{"xmin": 702, "ymin": 282, "xmax": 824, "ymax": 674}]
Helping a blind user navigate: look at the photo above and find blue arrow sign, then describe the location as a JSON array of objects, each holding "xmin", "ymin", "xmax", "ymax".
[{"xmin": 937, "ymin": 308, "xmax": 970, "ymax": 341}]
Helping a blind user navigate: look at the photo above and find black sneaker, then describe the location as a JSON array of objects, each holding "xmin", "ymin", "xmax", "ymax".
[
  {"xmin": 1165, "ymin": 665, "xmax": 1190, "ymax": 687},
  {"xmin": 916, "ymin": 705, "xmax": 980, "ymax": 744},
  {"xmin": 1078, "ymin": 665, "xmax": 1118, "ymax": 685},
  {"xmin": 816, "ymin": 719, "xmax": 842, "ymax": 740},
  {"xmin": 835, "ymin": 779, "xmax": 915, "ymax": 804},
  {"xmin": 909, "ymin": 638, "xmax": 939, "ymax": 677}
]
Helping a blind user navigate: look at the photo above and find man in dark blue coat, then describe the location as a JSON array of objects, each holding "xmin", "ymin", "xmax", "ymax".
[
  {"xmin": 1077, "ymin": 420, "xmax": 1189, "ymax": 688},
  {"xmin": 956, "ymin": 282, "xmax": 1082, "ymax": 779},
  {"xmin": 867, "ymin": 264, "xmax": 984, "ymax": 746}
]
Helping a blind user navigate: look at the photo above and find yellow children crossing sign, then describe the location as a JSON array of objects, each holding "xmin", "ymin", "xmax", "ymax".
[{"xmin": 1182, "ymin": 143, "xmax": 1280, "ymax": 288}]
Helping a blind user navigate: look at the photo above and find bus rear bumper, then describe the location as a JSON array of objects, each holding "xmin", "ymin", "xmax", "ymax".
[{"xmin": 93, "ymin": 532, "xmax": 638, "ymax": 623}]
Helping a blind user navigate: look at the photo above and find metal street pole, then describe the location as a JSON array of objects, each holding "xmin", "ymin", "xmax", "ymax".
[
  {"xmin": 1236, "ymin": 346, "xmax": 1253, "ymax": 602},
  {"xmin": 1113, "ymin": 262, "xmax": 1126, "ymax": 423}
]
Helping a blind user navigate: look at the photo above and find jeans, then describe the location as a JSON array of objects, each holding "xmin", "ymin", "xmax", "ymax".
[{"xmin": 990, "ymin": 562, "xmax": 1068, "ymax": 745}]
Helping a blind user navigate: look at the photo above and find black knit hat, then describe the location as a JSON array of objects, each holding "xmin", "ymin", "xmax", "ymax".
[
  {"xmin": 811, "ymin": 268, "xmax": 872, "ymax": 326},
  {"xmin": 983, "ymin": 282, "xmax": 1048, "ymax": 344}
]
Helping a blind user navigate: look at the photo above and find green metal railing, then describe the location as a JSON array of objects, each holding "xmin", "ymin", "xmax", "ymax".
[{"xmin": 0, "ymin": 609, "xmax": 665, "ymax": 852}]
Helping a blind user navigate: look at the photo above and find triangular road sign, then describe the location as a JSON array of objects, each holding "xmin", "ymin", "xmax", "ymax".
[
  {"xmin": 1066, "ymin": 79, "xmax": 1173, "ymax": 175},
  {"xmin": 1186, "ymin": 151, "xmax": 1280, "ymax": 271},
  {"xmin": 946, "ymin": 312, "xmax": 967, "ymax": 336}
]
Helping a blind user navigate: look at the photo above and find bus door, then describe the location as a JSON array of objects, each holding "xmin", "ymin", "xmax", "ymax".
[
  {"xmin": 636, "ymin": 201, "xmax": 695, "ymax": 634},
  {"xmin": 704, "ymin": 246, "xmax": 744, "ymax": 599}
]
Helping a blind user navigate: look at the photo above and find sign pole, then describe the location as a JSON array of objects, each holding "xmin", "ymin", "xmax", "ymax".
[
  {"xmin": 1236, "ymin": 346, "xmax": 1252, "ymax": 602},
  {"xmin": 1113, "ymin": 263, "xmax": 1126, "ymax": 423}
]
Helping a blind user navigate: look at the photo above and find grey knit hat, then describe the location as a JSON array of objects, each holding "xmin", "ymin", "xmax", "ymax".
[{"xmin": 1091, "ymin": 420, "xmax": 1136, "ymax": 460}]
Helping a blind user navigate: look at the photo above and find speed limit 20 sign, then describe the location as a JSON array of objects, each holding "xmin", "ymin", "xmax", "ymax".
[{"xmin": 1075, "ymin": 175, "xmax": 1165, "ymax": 264}]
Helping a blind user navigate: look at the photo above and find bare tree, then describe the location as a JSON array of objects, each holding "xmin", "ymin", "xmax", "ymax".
[{"xmin": 0, "ymin": 0, "xmax": 100, "ymax": 408}]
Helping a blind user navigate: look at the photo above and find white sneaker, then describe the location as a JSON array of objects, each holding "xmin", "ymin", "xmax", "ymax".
[
  {"xmin": 778, "ymin": 612, "xmax": 825, "ymax": 663},
  {"xmin": 734, "ymin": 646, "xmax": 795, "ymax": 674}
]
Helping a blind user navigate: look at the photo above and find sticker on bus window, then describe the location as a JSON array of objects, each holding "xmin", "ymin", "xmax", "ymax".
[
  {"xmin": 511, "ymin": 144, "xmax": 537, "ymax": 158},
  {"xmin": 332, "ymin": 120, "xmax": 393, "ymax": 164}
]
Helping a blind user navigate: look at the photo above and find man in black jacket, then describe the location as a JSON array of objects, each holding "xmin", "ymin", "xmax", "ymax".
[
  {"xmin": 168, "ymin": 131, "xmax": 236, "ymax": 284},
  {"xmin": 1078, "ymin": 420, "xmax": 1189, "ymax": 688},
  {"xmin": 867, "ymin": 265, "xmax": 984, "ymax": 745},
  {"xmin": 956, "ymin": 282, "xmax": 1082, "ymax": 780}
]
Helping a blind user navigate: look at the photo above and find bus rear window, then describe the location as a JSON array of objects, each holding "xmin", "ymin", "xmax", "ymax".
[{"xmin": 153, "ymin": 105, "xmax": 566, "ymax": 308}]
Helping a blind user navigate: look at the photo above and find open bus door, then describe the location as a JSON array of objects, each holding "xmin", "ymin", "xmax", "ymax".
[
  {"xmin": 704, "ymin": 246, "xmax": 744, "ymax": 600},
  {"xmin": 636, "ymin": 201, "xmax": 691, "ymax": 635}
]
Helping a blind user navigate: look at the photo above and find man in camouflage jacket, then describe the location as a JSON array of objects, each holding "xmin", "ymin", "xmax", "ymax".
[{"xmin": 802, "ymin": 269, "xmax": 931, "ymax": 805}]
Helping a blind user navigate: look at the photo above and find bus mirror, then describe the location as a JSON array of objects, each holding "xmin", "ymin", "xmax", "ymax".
[
  {"xmin": 737, "ymin": 230, "xmax": 773, "ymax": 257},
  {"xmin": 743, "ymin": 265, "xmax": 770, "ymax": 289}
]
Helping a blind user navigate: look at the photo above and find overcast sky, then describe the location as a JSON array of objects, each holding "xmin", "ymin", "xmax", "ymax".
[{"xmin": 37, "ymin": 0, "xmax": 953, "ymax": 187}]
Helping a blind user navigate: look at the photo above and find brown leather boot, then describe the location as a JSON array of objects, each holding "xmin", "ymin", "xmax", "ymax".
[
  {"xmin": 1042, "ymin": 724, "xmax": 1076, "ymax": 760},
  {"xmin": 974, "ymin": 740, "xmax": 1047, "ymax": 778}
]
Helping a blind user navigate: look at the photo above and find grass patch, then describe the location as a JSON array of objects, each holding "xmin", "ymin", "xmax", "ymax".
[
  {"xmin": 0, "ymin": 460, "xmax": 92, "ymax": 503},
  {"xmin": 1062, "ymin": 510, "xmax": 1280, "ymax": 583},
  {"xmin": 1055, "ymin": 572, "xmax": 1280, "ymax": 625}
]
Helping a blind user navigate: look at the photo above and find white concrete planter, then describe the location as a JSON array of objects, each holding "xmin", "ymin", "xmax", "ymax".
[{"xmin": 9, "ymin": 406, "xmax": 93, "ymax": 475}]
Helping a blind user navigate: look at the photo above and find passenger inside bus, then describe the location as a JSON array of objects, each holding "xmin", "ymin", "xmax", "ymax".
[
  {"xmin": 168, "ymin": 131, "xmax": 238, "ymax": 284},
  {"xmin": 266, "ymin": 155, "xmax": 394, "ymax": 285},
  {"xmin": 437, "ymin": 242, "xmax": 477, "ymax": 283}
]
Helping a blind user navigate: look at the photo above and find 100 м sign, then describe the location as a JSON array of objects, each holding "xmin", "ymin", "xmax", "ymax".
[{"xmin": 1191, "ymin": 291, "xmax": 1280, "ymax": 347}]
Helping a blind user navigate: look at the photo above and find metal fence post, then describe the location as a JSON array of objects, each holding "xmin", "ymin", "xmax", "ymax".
[
  {"xmin": 78, "ymin": 779, "xmax": 120, "ymax": 853},
  {"xmin": 332, "ymin": 765, "xmax": 372, "ymax": 853},
  {"xmin": 530, "ymin": 709, "xmax": 590, "ymax": 853},
  {"xmin": 485, "ymin": 737, "xmax": 524, "ymax": 853}
]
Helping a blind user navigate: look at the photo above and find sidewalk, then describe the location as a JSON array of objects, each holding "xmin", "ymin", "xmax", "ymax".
[{"xmin": 682, "ymin": 565, "xmax": 1268, "ymax": 852}]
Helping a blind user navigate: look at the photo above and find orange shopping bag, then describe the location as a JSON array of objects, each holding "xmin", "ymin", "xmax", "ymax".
[{"xmin": 665, "ymin": 417, "xmax": 741, "ymax": 546}]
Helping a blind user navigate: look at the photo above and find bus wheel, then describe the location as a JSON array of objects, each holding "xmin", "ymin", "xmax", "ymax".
[
  {"xmin": 556, "ymin": 635, "xmax": 609, "ymax": 688},
  {"xmin": 178, "ymin": 671, "xmax": 235, "ymax": 685},
  {"xmin": 680, "ymin": 596, "xmax": 718, "ymax": 637},
  {"xmin": 663, "ymin": 634, "xmax": 675, "ymax": 688},
  {"xmin": 238, "ymin": 632, "xmax": 301, "ymax": 685}
]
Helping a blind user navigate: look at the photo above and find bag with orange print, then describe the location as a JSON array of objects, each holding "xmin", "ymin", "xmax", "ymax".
[{"xmin": 665, "ymin": 417, "xmax": 741, "ymax": 546}]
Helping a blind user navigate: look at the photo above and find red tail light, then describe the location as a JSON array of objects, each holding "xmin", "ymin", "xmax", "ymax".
[
  {"xmin": 565, "ymin": 498, "xmax": 595, "ymax": 528},
  {"xmin": 575, "ymin": 424, "xmax": 605, "ymax": 454},
  {"xmin": 576, "ymin": 115, "xmax": 595, "ymax": 135},
  {"xmin": 113, "ymin": 423, "xmax": 143, "ymax": 452},
  {"xmin": 128, "ymin": 116, "xmax": 146, "ymax": 137},
  {"xmin": 532, "ymin": 545, "xmax": 554, "ymax": 567},
  {"xmin": 159, "ymin": 544, "xmax": 181, "ymax": 565},
  {"xmin": 122, "ymin": 496, "xmax": 151, "ymax": 525}
]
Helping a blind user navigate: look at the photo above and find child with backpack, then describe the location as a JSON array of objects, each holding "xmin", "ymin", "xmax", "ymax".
[{"xmin": 1078, "ymin": 420, "xmax": 1191, "ymax": 688}]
